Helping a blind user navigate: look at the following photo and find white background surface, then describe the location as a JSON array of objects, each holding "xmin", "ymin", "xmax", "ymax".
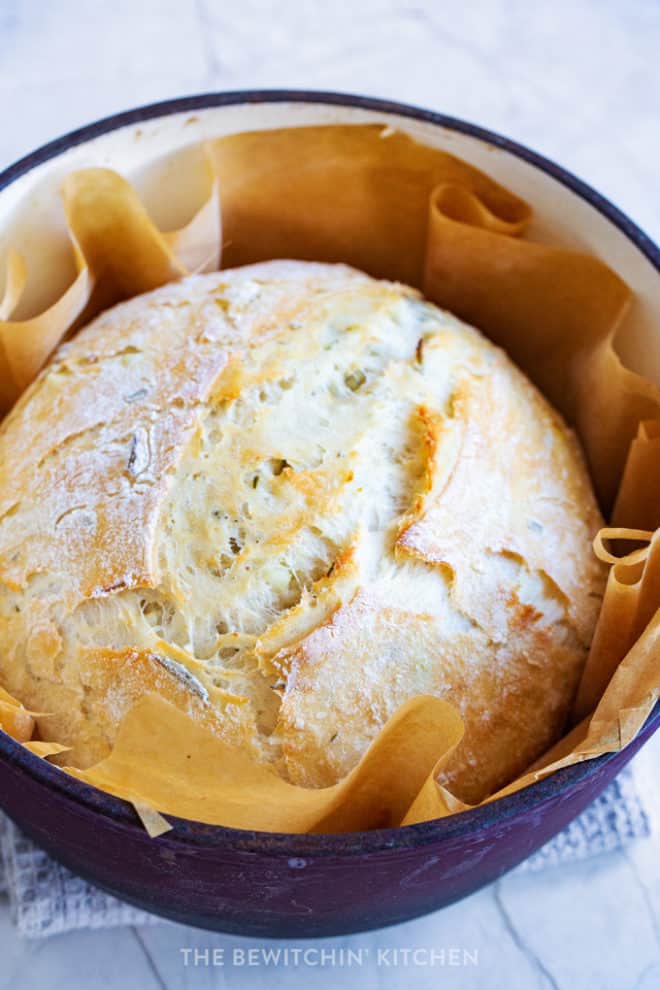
[{"xmin": 0, "ymin": 1, "xmax": 658, "ymax": 987}]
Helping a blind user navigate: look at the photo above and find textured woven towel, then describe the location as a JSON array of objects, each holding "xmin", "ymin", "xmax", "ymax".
[{"xmin": 0, "ymin": 769, "xmax": 649, "ymax": 938}]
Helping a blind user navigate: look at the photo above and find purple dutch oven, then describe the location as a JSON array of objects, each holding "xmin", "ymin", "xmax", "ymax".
[{"xmin": 0, "ymin": 91, "xmax": 658, "ymax": 938}]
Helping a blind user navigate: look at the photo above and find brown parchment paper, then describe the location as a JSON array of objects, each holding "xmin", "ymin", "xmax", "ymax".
[{"xmin": 0, "ymin": 123, "xmax": 659, "ymax": 834}]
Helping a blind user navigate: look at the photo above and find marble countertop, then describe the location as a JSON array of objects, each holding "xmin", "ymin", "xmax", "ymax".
[{"xmin": 0, "ymin": 1, "xmax": 658, "ymax": 987}]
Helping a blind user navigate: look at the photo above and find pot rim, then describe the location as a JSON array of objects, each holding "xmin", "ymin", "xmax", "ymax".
[{"xmin": 0, "ymin": 88, "xmax": 658, "ymax": 857}]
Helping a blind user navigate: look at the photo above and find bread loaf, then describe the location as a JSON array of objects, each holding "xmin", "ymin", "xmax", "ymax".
[{"xmin": 0, "ymin": 261, "xmax": 605, "ymax": 803}]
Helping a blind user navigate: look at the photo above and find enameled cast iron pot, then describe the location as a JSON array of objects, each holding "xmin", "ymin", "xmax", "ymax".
[{"xmin": 0, "ymin": 91, "xmax": 658, "ymax": 938}]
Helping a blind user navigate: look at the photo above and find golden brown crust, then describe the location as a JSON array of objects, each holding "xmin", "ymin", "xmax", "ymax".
[
  {"xmin": 274, "ymin": 589, "xmax": 579, "ymax": 804},
  {"xmin": 396, "ymin": 351, "xmax": 604, "ymax": 645},
  {"xmin": 0, "ymin": 261, "xmax": 605, "ymax": 799}
]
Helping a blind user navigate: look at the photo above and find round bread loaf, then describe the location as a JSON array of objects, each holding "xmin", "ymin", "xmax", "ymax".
[{"xmin": 0, "ymin": 261, "xmax": 605, "ymax": 804}]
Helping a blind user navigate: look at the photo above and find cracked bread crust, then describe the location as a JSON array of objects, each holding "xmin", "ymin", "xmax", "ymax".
[{"xmin": 0, "ymin": 261, "xmax": 605, "ymax": 802}]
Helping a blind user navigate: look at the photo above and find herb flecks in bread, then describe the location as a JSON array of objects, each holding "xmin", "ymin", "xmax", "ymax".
[{"xmin": 0, "ymin": 261, "xmax": 604, "ymax": 803}]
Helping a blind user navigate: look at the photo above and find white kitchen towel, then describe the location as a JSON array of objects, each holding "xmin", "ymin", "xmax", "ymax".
[{"xmin": 0, "ymin": 768, "xmax": 649, "ymax": 938}]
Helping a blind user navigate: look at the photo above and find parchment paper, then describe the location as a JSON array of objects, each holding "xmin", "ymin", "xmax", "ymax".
[{"xmin": 0, "ymin": 123, "xmax": 658, "ymax": 834}]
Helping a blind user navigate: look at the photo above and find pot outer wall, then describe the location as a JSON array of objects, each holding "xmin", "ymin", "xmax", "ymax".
[{"xmin": 0, "ymin": 714, "xmax": 655, "ymax": 938}]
